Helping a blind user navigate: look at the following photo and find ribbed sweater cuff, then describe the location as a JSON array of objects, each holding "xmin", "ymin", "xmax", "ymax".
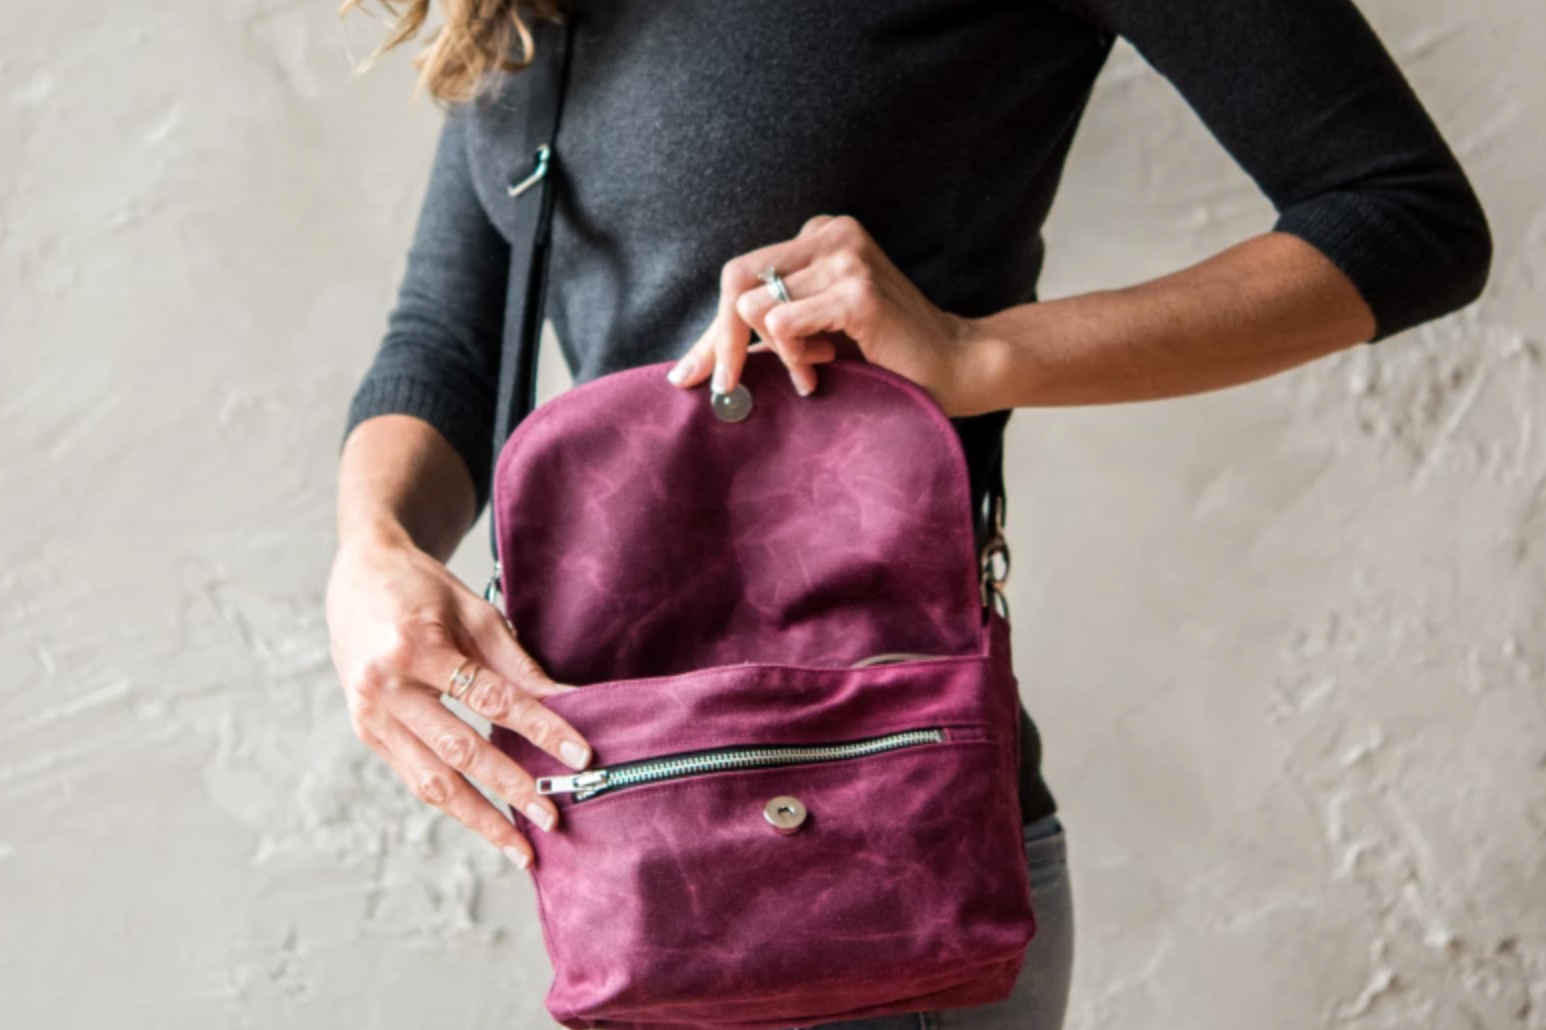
[
  {"xmin": 1274, "ymin": 192, "xmax": 1411, "ymax": 344},
  {"xmin": 341, "ymin": 374, "xmax": 494, "ymax": 516}
]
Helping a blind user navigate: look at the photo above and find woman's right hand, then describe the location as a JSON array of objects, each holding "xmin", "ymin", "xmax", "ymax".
[{"xmin": 324, "ymin": 523, "xmax": 593, "ymax": 870}]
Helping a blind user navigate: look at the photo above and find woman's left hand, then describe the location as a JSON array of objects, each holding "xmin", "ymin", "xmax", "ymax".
[{"xmin": 665, "ymin": 214, "xmax": 1001, "ymax": 418}]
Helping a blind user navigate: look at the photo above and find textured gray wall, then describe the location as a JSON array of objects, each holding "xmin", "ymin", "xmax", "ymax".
[{"xmin": 2, "ymin": 1, "xmax": 1541, "ymax": 1027}]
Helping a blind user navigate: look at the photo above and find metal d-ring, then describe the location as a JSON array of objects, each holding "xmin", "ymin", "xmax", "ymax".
[{"xmin": 508, "ymin": 144, "xmax": 552, "ymax": 198}]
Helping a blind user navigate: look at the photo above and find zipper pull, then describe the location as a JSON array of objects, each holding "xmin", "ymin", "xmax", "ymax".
[{"xmin": 536, "ymin": 769, "xmax": 609, "ymax": 796}]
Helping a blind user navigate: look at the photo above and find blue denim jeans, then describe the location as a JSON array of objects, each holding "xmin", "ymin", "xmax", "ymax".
[{"xmin": 789, "ymin": 814, "xmax": 1074, "ymax": 1030}]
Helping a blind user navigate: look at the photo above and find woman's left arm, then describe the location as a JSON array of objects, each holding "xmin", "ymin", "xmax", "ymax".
[
  {"xmin": 964, "ymin": 0, "xmax": 1495, "ymax": 412},
  {"xmin": 959, "ymin": 230, "xmax": 1392, "ymax": 411},
  {"xmin": 670, "ymin": 0, "xmax": 1492, "ymax": 416}
]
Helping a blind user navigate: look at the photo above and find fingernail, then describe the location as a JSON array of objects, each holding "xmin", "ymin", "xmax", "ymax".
[
  {"xmin": 504, "ymin": 845, "xmax": 531, "ymax": 869},
  {"xmin": 666, "ymin": 355, "xmax": 692, "ymax": 385},
  {"xmin": 526, "ymin": 801, "xmax": 556, "ymax": 832},
  {"xmin": 560, "ymin": 739, "xmax": 591, "ymax": 770},
  {"xmin": 710, "ymin": 363, "xmax": 730, "ymax": 395},
  {"xmin": 793, "ymin": 372, "xmax": 814, "ymax": 397}
]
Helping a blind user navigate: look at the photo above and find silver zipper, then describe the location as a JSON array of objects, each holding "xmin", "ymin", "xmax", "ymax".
[{"xmin": 536, "ymin": 727, "xmax": 947, "ymax": 801}]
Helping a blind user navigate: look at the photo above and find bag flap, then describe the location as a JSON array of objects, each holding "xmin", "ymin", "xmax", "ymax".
[{"xmin": 492, "ymin": 352, "xmax": 985, "ymax": 683}]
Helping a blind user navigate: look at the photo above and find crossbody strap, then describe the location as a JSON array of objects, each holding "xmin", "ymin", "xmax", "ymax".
[{"xmin": 488, "ymin": 12, "xmax": 577, "ymax": 565}]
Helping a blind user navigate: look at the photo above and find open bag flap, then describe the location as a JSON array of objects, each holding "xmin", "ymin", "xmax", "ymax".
[{"xmin": 491, "ymin": 352, "xmax": 985, "ymax": 684}]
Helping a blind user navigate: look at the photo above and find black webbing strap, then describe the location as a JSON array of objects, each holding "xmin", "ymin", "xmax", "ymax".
[{"xmin": 488, "ymin": 12, "xmax": 577, "ymax": 562}]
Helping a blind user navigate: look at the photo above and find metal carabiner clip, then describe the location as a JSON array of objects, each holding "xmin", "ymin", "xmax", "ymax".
[{"xmin": 978, "ymin": 493, "xmax": 1011, "ymax": 618}]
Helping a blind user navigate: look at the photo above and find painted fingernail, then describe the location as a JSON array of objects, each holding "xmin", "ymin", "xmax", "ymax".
[
  {"xmin": 560, "ymin": 739, "xmax": 591, "ymax": 770},
  {"xmin": 666, "ymin": 355, "xmax": 693, "ymax": 384},
  {"xmin": 504, "ymin": 845, "xmax": 531, "ymax": 869},
  {"xmin": 711, "ymin": 363, "xmax": 730, "ymax": 395},
  {"xmin": 793, "ymin": 372, "xmax": 814, "ymax": 397},
  {"xmin": 526, "ymin": 801, "xmax": 556, "ymax": 832}
]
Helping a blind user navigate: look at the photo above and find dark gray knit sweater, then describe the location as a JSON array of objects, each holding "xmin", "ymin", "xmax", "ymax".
[{"xmin": 342, "ymin": 0, "xmax": 1491, "ymax": 824}]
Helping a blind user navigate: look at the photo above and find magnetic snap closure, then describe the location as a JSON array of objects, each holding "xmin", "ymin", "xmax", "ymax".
[
  {"xmin": 763, "ymin": 795, "xmax": 807, "ymax": 834},
  {"xmin": 711, "ymin": 383, "xmax": 753, "ymax": 423}
]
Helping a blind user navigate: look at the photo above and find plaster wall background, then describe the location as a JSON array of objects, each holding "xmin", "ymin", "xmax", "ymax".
[{"xmin": 1, "ymin": 1, "xmax": 1542, "ymax": 1027}]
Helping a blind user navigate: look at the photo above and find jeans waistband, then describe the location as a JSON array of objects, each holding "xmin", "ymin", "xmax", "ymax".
[{"xmin": 1022, "ymin": 812, "xmax": 1063, "ymax": 842}]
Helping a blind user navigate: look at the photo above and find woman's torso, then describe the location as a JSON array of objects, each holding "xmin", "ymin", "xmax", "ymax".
[{"xmin": 462, "ymin": 0, "xmax": 1115, "ymax": 393}]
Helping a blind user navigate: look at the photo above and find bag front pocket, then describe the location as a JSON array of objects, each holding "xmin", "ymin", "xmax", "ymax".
[
  {"xmin": 521, "ymin": 726, "xmax": 1031, "ymax": 1028},
  {"xmin": 535, "ymin": 725, "xmax": 956, "ymax": 802}
]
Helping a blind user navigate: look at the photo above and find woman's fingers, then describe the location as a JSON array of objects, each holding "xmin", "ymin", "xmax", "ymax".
[
  {"xmin": 665, "ymin": 328, "xmax": 716, "ymax": 388},
  {"xmin": 328, "ymin": 531, "xmax": 587, "ymax": 864},
  {"xmin": 762, "ymin": 285, "xmax": 850, "ymax": 350},
  {"xmin": 709, "ymin": 260, "xmax": 755, "ymax": 395},
  {"xmin": 668, "ymin": 270, "xmax": 818, "ymax": 395},
  {"xmin": 667, "ymin": 216, "xmax": 858, "ymax": 397},
  {"xmin": 742, "ymin": 261, "xmax": 846, "ymax": 395},
  {"xmin": 751, "ymin": 337, "xmax": 839, "ymax": 366},
  {"xmin": 456, "ymin": 597, "xmax": 578, "ymax": 702},
  {"xmin": 394, "ymin": 686, "xmax": 563, "ymax": 834},
  {"xmin": 426, "ymin": 639, "xmax": 593, "ymax": 773},
  {"xmin": 346, "ymin": 621, "xmax": 583, "ymax": 852},
  {"xmin": 364, "ymin": 712, "xmax": 538, "ymax": 869}
]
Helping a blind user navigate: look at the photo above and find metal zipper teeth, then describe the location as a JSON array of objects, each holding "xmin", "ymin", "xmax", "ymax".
[{"xmin": 538, "ymin": 727, "xmax": 946, "ymax": 802}]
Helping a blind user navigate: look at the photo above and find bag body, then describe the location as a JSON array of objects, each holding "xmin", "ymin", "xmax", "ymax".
[{"xmin": 489, "ymin": 351, "xmax": 1035, "ymax": 1030}]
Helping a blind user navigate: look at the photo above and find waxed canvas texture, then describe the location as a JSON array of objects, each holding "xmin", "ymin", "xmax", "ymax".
[
  {"xmin": 489, "ymin": 353, "xmax": 1036, "ymax": 1029},
  {"xmin": 494, "ymin": 353, "xmax": 986, "ymax": 683}
]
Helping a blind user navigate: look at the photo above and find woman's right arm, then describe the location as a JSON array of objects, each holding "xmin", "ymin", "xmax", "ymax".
[{"xmin": 329, "ymin": 105, "xmax": 593, "ymax": 869}]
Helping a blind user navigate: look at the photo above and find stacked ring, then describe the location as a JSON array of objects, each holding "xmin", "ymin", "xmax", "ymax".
[
  {"xmin": 758, "ymin": 265, "xmax": 791, "ymax": 304},
  {"xmin": 448, "ymin": 657, "xmax": 480, "ymax": 701}
]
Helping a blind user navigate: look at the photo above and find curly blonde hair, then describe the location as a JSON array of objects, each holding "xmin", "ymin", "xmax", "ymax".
[{"xmin": 340, "ymin": 0, "xmax": 566, "ymax": 104}]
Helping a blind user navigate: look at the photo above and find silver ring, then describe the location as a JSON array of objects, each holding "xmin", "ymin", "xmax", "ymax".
[
  {"xmin": 448, "ymin": 658, "xmax": 480, "ymax": 701},
  {"xmin": 758, "ymin": 265, "xmax": 791, "ymax": 304}
]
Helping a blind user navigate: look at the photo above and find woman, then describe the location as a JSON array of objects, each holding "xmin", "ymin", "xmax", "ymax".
[{"xmin": 327, "ymin": 0, "xmax": 1490, "ymax": 1026}]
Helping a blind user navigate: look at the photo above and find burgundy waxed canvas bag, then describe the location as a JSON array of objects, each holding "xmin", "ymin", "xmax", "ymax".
[{"xmin": 479, "ymin": 14, "xmax": 1035, "ymax": 1029}]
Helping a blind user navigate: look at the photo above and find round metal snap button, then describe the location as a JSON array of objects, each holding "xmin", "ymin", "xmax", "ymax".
[
  {"xmin": 763, "ymin": 795, "xmax": 807, "ymax": 834},
  {"xmin": 711, "ymin": 383, "xmax": 753, "ymax": 423}
]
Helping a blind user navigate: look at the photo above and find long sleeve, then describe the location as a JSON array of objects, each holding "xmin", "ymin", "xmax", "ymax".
[
  {"xmin": 1064, "ymin": 0, "xmax": 1492, "ymax": 342},
  {"xmin": 340, "ymin": 103, "xmax": 510, "ymax": 515}
]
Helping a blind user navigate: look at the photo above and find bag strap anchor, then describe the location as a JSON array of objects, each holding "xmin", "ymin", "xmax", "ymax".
[{"xmin": 979, "ymin": 490, "xmax": 1010, "ymax": 619}]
